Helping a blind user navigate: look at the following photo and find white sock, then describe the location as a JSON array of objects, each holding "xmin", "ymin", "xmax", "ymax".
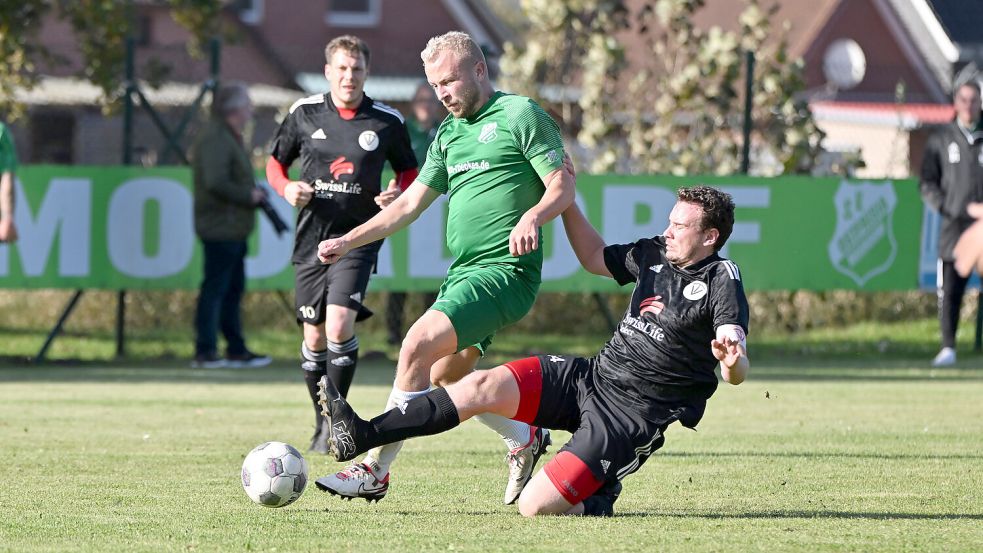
[
  {"xmin": 362, "ymin": 384, "xmax": 432, "ymax": 476},
  {"xmin": 474, "ymin": 413, "xmax": 533, "ymax": 451}
]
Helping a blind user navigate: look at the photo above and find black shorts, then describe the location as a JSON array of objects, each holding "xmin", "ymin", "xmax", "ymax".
[
  {"xmin": 505, "ymin": 355, "xmax": 706, "ymax": 487},
  {"xmin": 293, "ymin": 244, "xmax": 377, "ymax": 325}
]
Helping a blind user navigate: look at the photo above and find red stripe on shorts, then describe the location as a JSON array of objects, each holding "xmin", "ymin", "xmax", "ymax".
[
  {"xmin": 543, "ymin": 451, "xmax": 604, "ymax": 505},
  {"xmin": 504, "ymin": 356, "xmax": 543, "ymax": 424}
]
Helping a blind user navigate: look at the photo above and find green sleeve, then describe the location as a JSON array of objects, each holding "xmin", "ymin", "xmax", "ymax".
[
  {"xmin": 416, "ymin": 130, "xmax": 449, "ymax": 194},
  {"xmin": 505, "ymin": 99, "xmax": 564, "ymax": 180},
  {"xmin": 0, "ymin": 125, "xmax": 18, "ymax": 173}
]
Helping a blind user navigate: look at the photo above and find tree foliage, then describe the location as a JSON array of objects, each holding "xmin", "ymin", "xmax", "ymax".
[
  {"xmin": 500, "ymin": 0, "xmax": 824, "ymax": 175},
  {"xmin": 0, "ymin": 0, "xmax": 224, "ymax": 120}
]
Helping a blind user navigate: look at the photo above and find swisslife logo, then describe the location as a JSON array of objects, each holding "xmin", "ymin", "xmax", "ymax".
[{"xmin": 330, "ymin": 157, "xmax": 355, "ymax": 180}]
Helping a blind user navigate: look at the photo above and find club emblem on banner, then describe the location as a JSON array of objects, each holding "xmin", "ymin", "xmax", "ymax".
[{"xmin": 827, "ymin": 180, "xmax": 898, "ymax": 287}]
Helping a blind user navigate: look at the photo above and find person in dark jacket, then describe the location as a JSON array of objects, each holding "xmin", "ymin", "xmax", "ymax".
[
  {"xmin": 919, "ymin": 80, "xmax": 983, "ymax": 367},
  {"xmin": 191, "ymin": 83, "xmax": 271, "ymax": 369}
]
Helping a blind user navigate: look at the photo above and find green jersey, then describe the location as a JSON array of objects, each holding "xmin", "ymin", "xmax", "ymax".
[{"xmin": 417, "ymin": 91, "xmax": 565, "ymax": 280}]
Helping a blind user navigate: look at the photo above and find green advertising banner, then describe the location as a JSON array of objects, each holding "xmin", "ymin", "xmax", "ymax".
[{"xmin": 0, "ymin": 166, "xmax": 922, "ymax": 292}]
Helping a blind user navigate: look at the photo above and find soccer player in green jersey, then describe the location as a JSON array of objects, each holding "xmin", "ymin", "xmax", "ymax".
[{"xmin": 313, "ymin": 31, "xmax": 576, "ymax": 504}]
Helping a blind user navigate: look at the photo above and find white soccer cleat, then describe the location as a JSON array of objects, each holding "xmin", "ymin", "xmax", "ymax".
[
  {"xmin": 314, "ymin": 462, "xmax": 389, "ymax": 503},
  {"xmin": 931, "ymin": 347, "xmax": 956, "ymax": 367},
  {"xmin": 503, "ymin": 426, "xmax": 551, "ymax": 505}
]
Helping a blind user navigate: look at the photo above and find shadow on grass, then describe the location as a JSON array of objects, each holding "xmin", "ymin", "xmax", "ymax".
[
  {"xmin": 615, "ymin": 510, "xmax": 983, "ymax": 521},
  {"xmin": 660, "ymin": 451, "xmax": 983, "ymax": 461},
  {"xmin": 0, "ymin": 355, "xmax": 400, "ymax": 386}
]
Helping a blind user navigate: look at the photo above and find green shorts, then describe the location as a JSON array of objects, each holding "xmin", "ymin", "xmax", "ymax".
[{"xmin": 430, "ymin": 265, "xmax": 541, "ymax": 354}]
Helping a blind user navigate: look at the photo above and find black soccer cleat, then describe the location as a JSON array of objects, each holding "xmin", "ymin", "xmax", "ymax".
[
  {"xmin": 316, "ymin": 375, "xmax": 364, "ymax": 462},
  {"xmin": 582, "ymin": 480, "xmax": 623, "ymax": 517}
]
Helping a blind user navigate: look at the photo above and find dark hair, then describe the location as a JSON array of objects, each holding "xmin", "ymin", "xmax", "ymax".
[
  {"xmin": 325, "ymin": 35, "xmax": 371, "ymax": 67},
  {"xmin": 676, "ymin": 186, "xmax": 735, "ymax": 252}
]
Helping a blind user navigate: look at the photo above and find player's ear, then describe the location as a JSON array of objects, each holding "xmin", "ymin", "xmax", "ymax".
[
  {"xmin": 474, "ymin": 60, "xmax": 486, "ymax": 80},
  {"xmin": 703, "ymin": 228, "xmax": 719, "ymax": 248},
  {"xmin": 324, "ymin": 64, "xmax": 331, "ymax": 81}
]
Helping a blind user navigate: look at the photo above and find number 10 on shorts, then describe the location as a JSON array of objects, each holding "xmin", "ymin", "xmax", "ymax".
[{"xmin": 298, "ymin": 305, "xmax": 316, "ymax": 319}]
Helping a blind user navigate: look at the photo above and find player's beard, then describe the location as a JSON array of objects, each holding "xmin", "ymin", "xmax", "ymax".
[{"xmin": 447, "ymin": 82, "xmax": 481, "ymax": 118}]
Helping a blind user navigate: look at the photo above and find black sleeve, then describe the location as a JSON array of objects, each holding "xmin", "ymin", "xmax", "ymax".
[
  {"xmin": 710, "ymin": 262, "xmax": 750, "ymax": 335},
  {"xmin": 387, "ymin": 122, "xmax": 418, "ymax": 172},
  {"xmin": 270, "ymin": 111, "xmax": 302, "ymax": 167},
  {"xmin": 919, "ymin": 133, "xmax": 945, "ymax": 214},
  {"xmin": 603, "ymin": 242, "xmax": 642, "ymax": 286}
]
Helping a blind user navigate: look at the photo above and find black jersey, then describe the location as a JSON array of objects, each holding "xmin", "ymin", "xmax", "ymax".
[
  {"xmin": 270, "ymin": 93, "xmax": 417, "ymax": 264},
  {"xmin": 595, "ymin": 236, "xmax": 749, "ymax": 413}
]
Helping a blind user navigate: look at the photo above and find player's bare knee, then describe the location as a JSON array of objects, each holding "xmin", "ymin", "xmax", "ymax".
[
  {"xmin": 303, "ymin": 325, "xmax": 327, "ymax": 351},
  {"xmin": 517, "ymin": 494, "xmax": 550, "ymax": 518},
  {"xmin": 323, "ymin": 318, "xmax": 353, "ymax": 343}
]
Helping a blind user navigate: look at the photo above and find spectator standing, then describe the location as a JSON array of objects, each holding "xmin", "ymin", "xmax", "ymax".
[
  {"xmin": 920, "ymin": 80, "xmax": 983, "ymax": 367},
  {"xmin": 191, "ymin": 83, "xmax": 272, "ymax": 369}
]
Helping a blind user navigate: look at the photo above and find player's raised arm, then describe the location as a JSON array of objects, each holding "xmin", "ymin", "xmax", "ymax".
[
  {"xmin": 712, "ymin": 326, "xmax": 750, "ymax": 385},
  {"xmin": 318, "ymin": 180, "xmax": 439, "ymax": 264}
]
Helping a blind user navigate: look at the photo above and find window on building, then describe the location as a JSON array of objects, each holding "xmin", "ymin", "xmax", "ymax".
[
  {"xmin": 326, "ymin": 0, "xmax": 381, "ymax": 27},
  {"xmin": 238, "ymin": 0, "xmax": 264, "ymax": 25},
  {"xmin": 29, "ymin": 111, "xmax": 75, "ymax": 164}
]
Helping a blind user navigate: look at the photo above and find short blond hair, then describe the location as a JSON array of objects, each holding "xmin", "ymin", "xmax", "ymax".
[{"xmin": 420, "ymin": 31, "xmax": 485, "ymax": 66}]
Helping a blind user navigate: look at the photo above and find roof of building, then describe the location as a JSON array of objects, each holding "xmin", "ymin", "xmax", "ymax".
[{"xmin": 811, "ymin": 100, "xmax": 955, "ymax": 129}]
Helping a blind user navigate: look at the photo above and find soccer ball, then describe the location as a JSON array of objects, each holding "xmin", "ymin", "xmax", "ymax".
[{"xmin": 241, "ymin": 441, "xmax": 309, "ymax": 508}]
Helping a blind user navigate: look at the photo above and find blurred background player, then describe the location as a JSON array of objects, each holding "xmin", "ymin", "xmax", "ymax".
[
  {"xmin": 190, "ymin": 83, "xmax": 271, "ymax": 369},
  {"xmin": 0, "ymin": 118, "xmax": 18, "ymax": 243},
  {"xmin": 316, "ymin": 185, "xmax": 750, "ymax": 517},
  {"xmin": 314, "ymin": 31, "xmax": 575, "ymax": 504},
  {"xmin": 265, "ymin": 35, "xmax": 418, "ymax": 453},
  {"xmin": 384, "ymin": 81, "xmax": 443, "ymax": 346},
  {"xmin": 919, "ymin": 80, "xmax": 983, "ymax": 367}
]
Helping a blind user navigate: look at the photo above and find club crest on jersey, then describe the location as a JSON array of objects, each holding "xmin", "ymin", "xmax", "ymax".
[
  {"xmin": 358, "ymin": 130, "xmax": 379, "ymax": 151},
  {"xmin": 683, "ymin": 281, "xmax": 707, "ymax": 301},
  {"xmin": 639, "ymin": 296, "xmax": 665, "ymax": 316},
  {"xmin": 477, "ymin": 122, "xmax": 498, "ymax": 144},
  {"xmin": 330, "ymin": 156, "xmax": 355, "ymax": 180},
  {"xmin": 828, "ymin": 179, "xmax": 898, "ymax": 287}
]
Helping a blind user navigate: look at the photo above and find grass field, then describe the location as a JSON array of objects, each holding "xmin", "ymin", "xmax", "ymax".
[{"xmin": 1, "ymin": 345, "xmax": 982, "ymax": 552}]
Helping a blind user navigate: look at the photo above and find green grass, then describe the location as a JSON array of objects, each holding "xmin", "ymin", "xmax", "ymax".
[{"xmin": 1, "ymin": 355, "xmax": 981, "ymax": 552}]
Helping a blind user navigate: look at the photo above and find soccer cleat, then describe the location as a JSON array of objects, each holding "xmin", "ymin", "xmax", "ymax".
[
  {"xmin": 316, "ymin": 375, "xmax": 366, "ymax": 462},
  {"xmin": 314, "ymin": 462, "xmax": 389, "ymax": 503},
  {"xmin": 582, "ymin": 480, "xmax": 623, "ymax": 517},
  {"xmin": 931, "ymin": 347, "xmax": 956, "ymax": 367},
  {"xmin": 307, "ymin": 419, "xmax": 330, "ymax": 455},
  {"xmin": 503, "ymin": 426, "xmax": 552, "ymax": 505}
]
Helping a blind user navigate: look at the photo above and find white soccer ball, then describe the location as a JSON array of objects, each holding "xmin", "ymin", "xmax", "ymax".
[{"xmin": 241, "ymin": 441, "xmax": 309, "ymax": 508}]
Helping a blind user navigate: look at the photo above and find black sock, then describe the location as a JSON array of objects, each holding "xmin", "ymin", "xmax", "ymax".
[
  {"xmin": 301, "ymin": 343, "xmax": 328, "ymax": 429},
  {"xmin": 326, "ymin": 336, "xmax": 358, "ymax": 398},
  {"xmin": 363, "ymin": 387, "xmax": 461, "ymax": 450}
]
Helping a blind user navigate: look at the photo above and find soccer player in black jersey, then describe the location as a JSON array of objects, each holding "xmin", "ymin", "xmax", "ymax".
[
  {"xmin": 265, "ymin": 35, "xmax": 418, "ymax": 454},
  {"xmin": 315, "ymin": 184, "xmax": 750, "ymax": 516}
]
